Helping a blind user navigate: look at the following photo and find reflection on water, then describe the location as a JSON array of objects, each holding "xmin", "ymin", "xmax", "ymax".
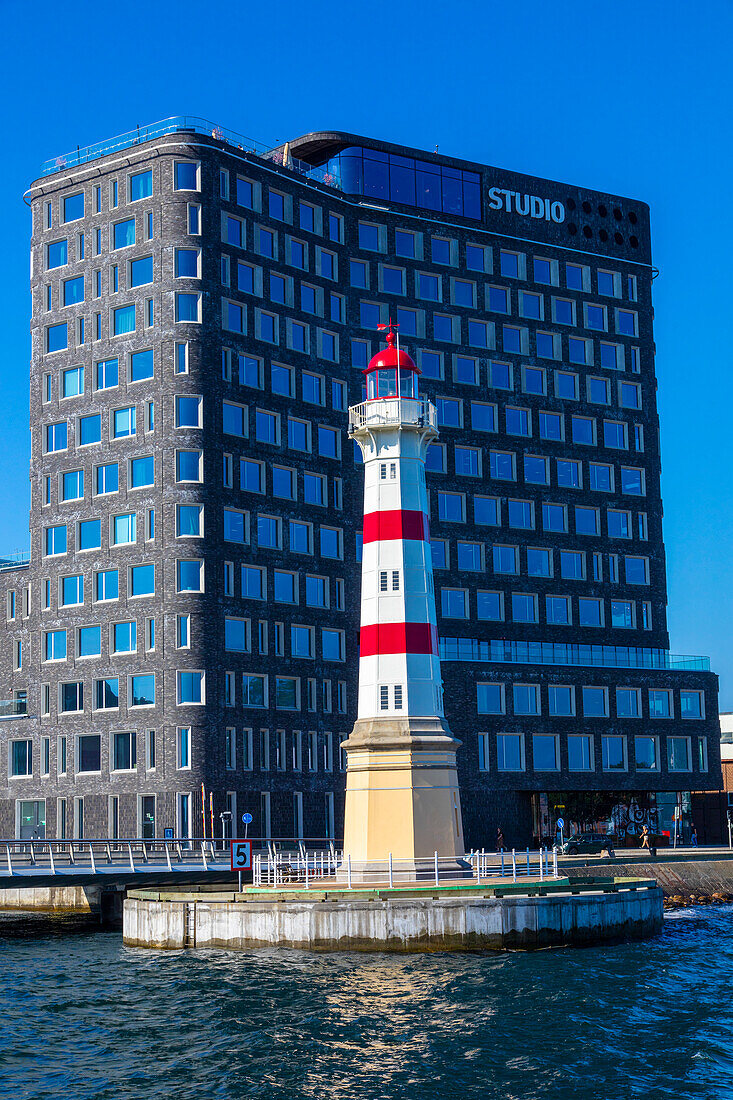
[{"xmin": 1, "ymin": 907, "xmax": 733, "ymax": 1100}]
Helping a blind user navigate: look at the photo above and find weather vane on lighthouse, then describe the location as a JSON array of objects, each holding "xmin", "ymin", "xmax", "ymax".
[{"xmin": 340, "ymin": 325, "xmax": 468, "ymax": 881}]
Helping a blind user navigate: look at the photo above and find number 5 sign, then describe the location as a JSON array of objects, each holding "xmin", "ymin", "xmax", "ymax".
[{"xmin": 231, "ymin": 840, "xmax": 252, "ymax": 870}]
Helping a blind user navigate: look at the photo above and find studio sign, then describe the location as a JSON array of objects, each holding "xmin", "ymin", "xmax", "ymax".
[{"xmin": 488, "ymin": 186, "xmax": 565, "ymax": 224}]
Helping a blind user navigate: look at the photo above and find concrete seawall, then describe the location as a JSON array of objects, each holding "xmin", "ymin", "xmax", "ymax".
[
  {"xmin": 124, "ymin": 882, "xmax": 663, "ymax": 952},
  {"xmin": 0, "ymin": 884, "xmax": 101, "ymax": 914},
  {"xmin": 564, "ymin": 855, "xmax": 733, "ymax": 899}
]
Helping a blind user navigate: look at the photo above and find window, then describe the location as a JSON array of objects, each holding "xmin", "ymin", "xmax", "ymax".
[
  {"xmin": 47, "ymin": 239, "xmax": 68, "ymax": 269},
  {"xmin": 95, "ymin": 678, "xmax": 119, "ymax": 710},
  {"xmin": 441, "ymin": 588, "xmax": 468, "ymax": 618},
  {"xmin": 477, "ymin": 683, "xmax": 504, "ymax": 714},
  {"xmin": 63, "ymin": 192, "xmax": 84, "ymax": 222},
  {"xmin": 110, "ymin": 304, "xmax": 135, "ymax": 336},
  {"xmin": 533, "ymin": 735, "xmax": 559, "ymax": 771},
  {"xmin": 680, "ymin": 691, "xmax": 704, "ymax": 719},
  {"xmin": 511, "ymin": 593, "xmax": 537, "ymax": 623},
  {"xmin": 437, "ymin": 491, "xmax": 464, "ymax": 522},
  {"xmin": 568, "ymin": 735, "xmax": 594, "ymax": 772},
  {"xmin": 45, "ymin": 525, "xmax": 67, "ymax": 556},
  {"xmin": 602, "ymin": 735, "xmax": 627, "ymax": 771},
  {"xmin": 583, "ymin": 686, "xmax": 608, "ymax": 717},
  {"xmin": 78, "ymin": 518, "xmax": 101, "ymax": 551},
  {"xmin": 177, "ymin": 671, "xmax": 204, "ymax": 705},
  {"xmin": 497, "ymin": 734, "xmax": 524, "ymax": 771},
  {"xmin": 548, "ymin": 685, "xmax": 575, "ymax": 717},
  {"xmin": 322, "ymin": 628, "xmax": 344, "ymax": 661},
  {"xmin": 668, "ymin": 737, "xmax": 691, "ymax": 771},
  {"xmin": 78, "ymin": 625, "xmax": 101, "ymax": 658},
  {"xmin": 95, "ymin": 569, "xmax": 118, "ymax": 602},
  {"xmin": 575, "ymin": 506, "xmax": 600, "ymax": 536},
  {"xmin": 513, "ymin": 684, "xmax": 540, "ymax": 715},
  {"xmin": 648, "ymin": 689, "xmax": 673, "ymax": 719},
  {"xmin": 242, "ymin": 675, "xmax": 266, "ymax": 708},
  {"xmin": 175, "ymin": 161, "xmax": 199, "ymax": 190},
  {"xmin": 129, "ymin": 169, "xmax": 152, "ymax": 201},
  {"xmin": 625, "ymin": 556, "xmax": 649, "ymax": 585},
  {"xmin": 112, "ymin": 512, "xmax": 136, "ymax": 545},
  {"xmin": 545, "ymin": 595, "xmax": 570, "ymax": 625}
]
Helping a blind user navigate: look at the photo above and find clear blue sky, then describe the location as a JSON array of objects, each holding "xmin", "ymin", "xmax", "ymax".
[{"xmin": 1, "ymin": 0, "xmax": 730, "ymax": 705}]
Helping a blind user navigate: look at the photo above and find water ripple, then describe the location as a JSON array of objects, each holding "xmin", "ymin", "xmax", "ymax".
[{"xmin": 1, "ymin": 907, "xmax": 733, "ymax": 1100}]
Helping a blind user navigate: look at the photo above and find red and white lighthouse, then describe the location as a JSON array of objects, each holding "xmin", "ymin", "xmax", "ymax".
[{"xmin": 341, "ymin": 328, "xmax": 466, "ymax": 879}]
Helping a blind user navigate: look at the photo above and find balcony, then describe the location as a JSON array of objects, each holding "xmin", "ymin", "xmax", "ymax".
[
  {"xmin": 37, "ymin": 116, "xmax": 341, "ymax": 189},
  {"xmin": 348, "ymin": 398, "xmax": 437, "ymax": 434},
  {"xmin": 439, "ymin": 637, "xmax": 711, "ymax": 672},
  {"xmin": 0, "ymin": 699, "xmax": 29, "ymax": 720}
]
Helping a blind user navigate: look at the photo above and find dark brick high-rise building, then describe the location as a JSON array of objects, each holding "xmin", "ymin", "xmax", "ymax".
[{"xmin": 0, "ymin": 117, "xmax": 721, "ymax": 845}]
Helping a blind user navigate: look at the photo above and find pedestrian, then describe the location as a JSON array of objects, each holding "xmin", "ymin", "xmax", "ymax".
[
  {"xmin": 690, "ymin": 824, "xmax": 698, "ymax": 847},
  {"xmin": 496, "ymin": 827, "xmax": 505, "ymax": 853},
  {"xmin": 640, "ymin": 825, "xmax": 651, "ymax": 850}
]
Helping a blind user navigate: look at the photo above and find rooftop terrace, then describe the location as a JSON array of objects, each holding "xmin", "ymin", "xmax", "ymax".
[{"xmin": 37, "ymin": 115, "xmax": 339, "ymax": 188}]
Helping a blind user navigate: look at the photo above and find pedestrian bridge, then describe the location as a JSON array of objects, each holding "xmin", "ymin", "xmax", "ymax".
[{"xmin": 0, "ymin": 837, "xmax": 238, "ymax": 890}]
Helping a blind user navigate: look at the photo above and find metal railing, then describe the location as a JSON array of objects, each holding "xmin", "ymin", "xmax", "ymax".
[
  {"xmin": 252, "ymin": 846, "xmax": 559, "ymax": 889},
  {"xmin": 0, "ymin": 552, "xmax": 30, "ymax": 573},
  {"xmin": 0, "ymin": 699, "xmax": 28, "ymax": 719},
  {"xmin": 0, "ymin": 837, "xmax": 228, "ymax": 876},
  {"xmin": 254, "ymin": 842, "xmax": 341, "ymax": 886},
  {"xmin": 38, "ymin": 115, "xmax": 341, "ymax": 190},
  {"xmin": 349, "ymin": 397, "xmax": 437, "ymax": 433},
  {"xmin": 440, "ymin": 636, "xmax": 711, "ymax": 672}
]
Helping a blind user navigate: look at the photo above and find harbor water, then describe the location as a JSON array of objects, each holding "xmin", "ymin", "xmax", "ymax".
[{"xmin": 2, "ymin": 906, "xmax": 733, "ymax": 1099}]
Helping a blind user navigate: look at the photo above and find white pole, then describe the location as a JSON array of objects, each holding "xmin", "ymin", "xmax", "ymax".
[
  {"xmin": 49, "ymin": 844, "xmax": 56, "ymax": 876},
  {"xmin": 305, "ymin": 853, "xmax": 309, "ymax": 890},
  {"xmin": 500, "ymin": 850, "xmax": 505, "ymax": 877},
  {"xmin": 553, "ymin": 848, "xmax": 558, "ymax": 878},
  {"xmin": 388, "ymin": 852, "xmax": 394, "ymax": 889},
  {"xmin": 434, "ymin": 851, "xmax": 439, "ymax": 887},
  {"xmin": 511, "ymin": 849, "xmax": 516, "ymax": 882},
  {"xmin": 526, "ymin": 847, "xmax": 530, "ymax": 875},
  {"xmin": 89, "ymin": 843, "xmax": 96, "ymax": 875},
  {"xmin": 729, "ymin": 815, "xmax": 732, "ymax": 850},
  {"xmin": 347, "ymin": 853, "xmax": 352, "ymax": 889},
  {"xmin": 539, "ymin": 847, "xmax": 544, "ymax": 881}
]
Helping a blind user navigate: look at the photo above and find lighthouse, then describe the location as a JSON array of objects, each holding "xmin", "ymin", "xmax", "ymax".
[{"xmin": 341, "ymin": 326, "xmax": 467, "ymax": 880}]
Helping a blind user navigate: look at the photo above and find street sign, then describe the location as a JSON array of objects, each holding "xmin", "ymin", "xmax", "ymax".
[
  {"xmin": 231, "ymin": 840, "xmax": 252, "ymax": 871},
  {"xmin": 163, "ymin": 828, "xmax": 174, "ymax": 840},
  {"xmin": 242, "ymin": 813, "xmax": 253, "ymax": 824},
  {"xmin": 556, "ymin": 817, "xmax": 565, "ymax": 830}
]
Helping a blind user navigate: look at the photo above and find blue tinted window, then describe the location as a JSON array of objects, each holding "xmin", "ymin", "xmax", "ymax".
[
  {"xmin": 63, "ymin": 276, "xmax": 84, "ymax": 305},
  {"xmin": 176, "ymin": 451, "xmax": 201, "ymax": 481},
  {"xmin": 96, "ymin": 359, "xmax": 118, "ymax": 390},
  {"xmin": 46, "ymin": 323, "xmax": 67, "ymax": 353},
  {"xmin": 96, "ymin": 463, "xmax": 118, "ymax": 494},
  {"xmin": 61, "ymin": 367, "xmax": 84, "ymax": 398},
  {"xmin": 63, "ymin": 192, "xmax": 84, "ymax": 222},
  {"xmin": 175, "ymin": 248, "xmax": 199, "ymax": 278},
  {"xmin": 129, "ymin": 170, "xmax": 152, "ymax": 201},
  {"xmin": 175, "ymin": 162, "xmax": 198, "ymax": 190},
  {"xmin": 130, "ymin": 564, "xmax": 155, "ymax": 596},
  {"xmin": 79, "ymin": 414, "xmax": 101, "ymax": 446},
  {"xmin": 113, "ymin": 305, "xmax": 135, "ymax": 335},
  {"xmin": 96, "ymin": 569, "xmax": 118, "ymax": 601},
  {"xmin": 130, "ymin": 456, "xmax": 154, "ymax": 488},
  {"xmin": 130, "ymin": 256, "xmax": 153, "ymax": 287},
  {"xmin": 62, "ymin": 470, "xmax": 83, "ymax": 499},
  {"xmin": 130, "ymin": 349, "xmax": 153, "ymax": 382},
  {"xmin": 61, "ymin": 575, "xmax": 83, "ymax": 606},
  {"xmin": 46, "ymin": 422, "xmax": 68, "ymax": 451},
  {"xmin": 113, "ymin": 407, "xmax": 136, "ymax": 438},
  {"xmin": 113, "ymin": 219, "xmax": 135, "ymax": 249},
  {"xmin": 130, "ymin": 675, "xmax": 155, "ymax": 706},
  {"xmin": 45, "ymin": 630, "xmax": 67, "ymax": 660},
  {"xmin": 78, "ymin": 519, "xmax": 101, "ymax": 550},
  {"xmin": 358, "ymin": 223, "xmax": 380, "ymax": 251},
  {"xmin": 47, "ymin": 240, "xmax": 68, "ymax": 269},
  {"xmin": 177, "ymin": 560, "xmax": 202, "ymax": 592},
  {"xmin": 176, "ymin": 294, "xmax": 199, "ymax": 322},
  {"xmin": 45, "ymin": 525, "xmax": 67, "ymax": 555}
]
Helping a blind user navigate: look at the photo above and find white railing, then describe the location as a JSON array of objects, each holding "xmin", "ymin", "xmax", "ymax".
[
  {"xmin": 254, "ymin": 842, "xmax": 341, "ymax": 887},
  {"xmin": 252, "ymin": 846, "xmax": 559, "ymax": 889},
  {"xmin": 348, "ymin": 398, "xmax": 437, "ymax": 433},
  {"xmin": 0, "ymin": 837, "xmax": 226, "ymax": 876}
]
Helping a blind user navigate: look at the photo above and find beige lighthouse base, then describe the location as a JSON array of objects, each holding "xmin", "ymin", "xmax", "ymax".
[{"xmin": 340, "ymin": 716, "xmax": 470, "ymax": 883}]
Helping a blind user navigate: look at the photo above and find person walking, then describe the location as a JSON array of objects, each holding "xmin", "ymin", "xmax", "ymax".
[
  {"xmin": 690, "ymin": 823, "xmax": 698, "ymax": 847},
  {"xmin": 640, "ymin": 824, "xmax": 656, "ymax": 858},
  {"xmin": 496, "ymin": 827, "xmax": 505, "ymax": 853}
]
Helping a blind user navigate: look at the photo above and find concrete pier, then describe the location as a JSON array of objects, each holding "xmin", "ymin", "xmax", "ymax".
[{"xmin": 124, "ymin": 879, "xmax": 662, "ymax": 952}]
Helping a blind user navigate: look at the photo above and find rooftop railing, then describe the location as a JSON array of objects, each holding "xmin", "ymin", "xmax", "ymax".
[
  {"xmin": 38, "ymin": 115, "xmax": 341, "ymax": 189},
  {"xmin": 439, "ymin": 637, "xmax": 711, "ymax": 672},
  {"xmin": 349, "ymin": 397, "xmax": 437, "ymax": 433},
  {"xmin": 0, "ymin": 552, "xmax": 30, "ymax": 573}
]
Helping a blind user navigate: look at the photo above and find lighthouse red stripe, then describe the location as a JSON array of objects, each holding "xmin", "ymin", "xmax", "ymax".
[
  {"xmin": 362, "ymin": 509, "xmax": 429, "ymax": 544},
  {"xmin": 359, "ymin": 622, "xmax": 438, "ymax": 657}
]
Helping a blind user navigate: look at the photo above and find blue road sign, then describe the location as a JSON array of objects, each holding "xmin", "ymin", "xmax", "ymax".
[
  {"xmin": 556, "ymin": 817, "xmax": 565, "ymax": 831},
  {"xmin": 242, "ymin": 813, "xmax": 253, "ymax": 824}
]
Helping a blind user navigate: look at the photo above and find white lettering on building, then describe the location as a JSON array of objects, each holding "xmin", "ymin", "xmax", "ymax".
[{"xmin": 488, "ymin": 186, "xmax": 565, "ymax": 224}]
